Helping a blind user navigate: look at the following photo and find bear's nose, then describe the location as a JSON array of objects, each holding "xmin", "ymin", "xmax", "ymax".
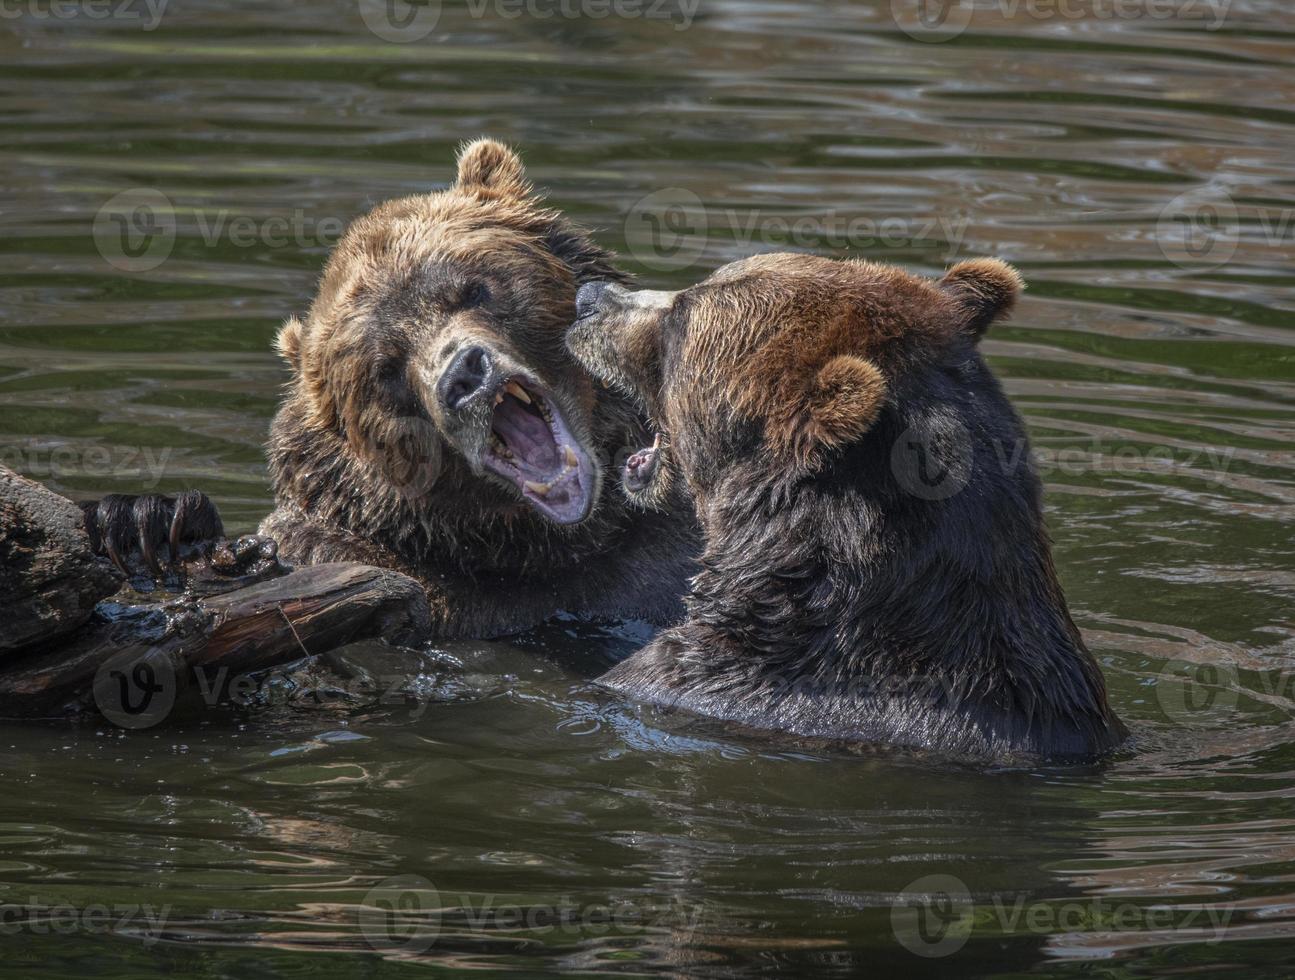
[
  {"xmin": 437, "ymin": 344, "xmax": 495, "ymax": 412},
  {"xmin": 575, "ymin": 281, "xmax": 610, "ymax": 320}
]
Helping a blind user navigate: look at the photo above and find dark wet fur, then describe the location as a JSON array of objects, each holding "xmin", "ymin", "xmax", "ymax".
[
  {"xmin": 574, "ymin": 254, "xmax": 1127, "ymax": 761},
  {"xmin": 605, "ymin": 365, "xmax": 1128, "ymax": 760}
]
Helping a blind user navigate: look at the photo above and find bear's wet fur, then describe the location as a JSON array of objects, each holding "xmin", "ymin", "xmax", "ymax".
[
  {"xmin": 567, "ymin": 253, "xmax": 1127, "ymax": 761},
  {"xmin": 258, "ymin": 140, "xmax": 699, "ymax": 638}
]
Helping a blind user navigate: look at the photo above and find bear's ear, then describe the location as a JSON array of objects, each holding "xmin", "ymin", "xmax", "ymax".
[
  {"xmin": 455, "ymin": 138, "xmax": 532, "ymax": 201},
  {"xmin": 275, "ymin": 315, "xmax": 304, "ymax": 373},
  {"xmin": 940, "ymin": 257, "xmax": 1023, "ymax": 340},
  {"xmin": 767, "ymin": 355, "xmax": 888, "ymax": 471}
]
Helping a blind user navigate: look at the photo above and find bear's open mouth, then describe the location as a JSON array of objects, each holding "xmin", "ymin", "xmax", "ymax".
[
  {"xmin": 484, "ymin": 377, "xmax": 596, "ymax": 524},
  {"xmin": 623, "ymin": 432, "xmax": 661, "ymax": 495}
]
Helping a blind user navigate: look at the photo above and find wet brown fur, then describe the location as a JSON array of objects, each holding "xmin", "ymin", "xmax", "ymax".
[{"xmin": 259, "ymin": 140, "xmax": 699, "ymax": 638}]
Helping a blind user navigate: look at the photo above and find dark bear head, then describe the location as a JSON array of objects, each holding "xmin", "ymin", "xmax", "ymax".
[
  {"xmin": 566, "ymin": 252, "xmax": 1023, "ymax": 512},
  {"xmin": 273, "ymin": 139, "xmax": 628, "ymax": 527}
]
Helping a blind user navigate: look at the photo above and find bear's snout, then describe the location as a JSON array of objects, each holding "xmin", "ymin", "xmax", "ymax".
[
  {"xmin": 574, "ymin": 280, "xmax": 611, "ymax": 320},
  {"xmin": 437, "ymin": 344, "xmax": 498, "ymax": 413}
]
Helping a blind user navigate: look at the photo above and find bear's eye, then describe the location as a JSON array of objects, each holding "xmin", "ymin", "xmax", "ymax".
[
  {"xmin": 376, "ymin": 359, "xmax": 406, "ymax": 384},
  {"xmin": 453, "ymin": 281, "xmax": 490, "ymax": 310}
]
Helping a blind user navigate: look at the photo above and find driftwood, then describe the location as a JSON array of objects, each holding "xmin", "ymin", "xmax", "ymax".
[
  {"xmin": 0, "ymin": 465, "xmax": 432, "ymax": 723},
  {"xmin": 0, "ymin": 466, "xmax": 123, "ymax": 655}
]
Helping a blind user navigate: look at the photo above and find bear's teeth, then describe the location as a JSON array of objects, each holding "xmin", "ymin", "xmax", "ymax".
[
  {"xmin": 524, "ymin": 479, "xmax": 551, "ymax": 496},
  {"xmin": 505, "ymin": 380, "xmax": 531, "ymax": 405},
  {"xmin": 494, "ymin": 392, "xmax": 504, "ymax": 406},
  {"xmin": 489, "ymin": 434, "xmax": 513, "ymax": 460},
  {"xmin": 563, "ymin": 445, "xmax": 578, "ymax": 468}
]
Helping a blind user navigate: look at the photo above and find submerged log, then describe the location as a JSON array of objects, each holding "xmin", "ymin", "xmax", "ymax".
[
  {"xmin": 0, "ymin": 465, "xmax": 432, "ymax": 722},
  {"xmin": 0, "ymin": 465, "xmax": 123, "ymax": 656},
  {"xmin": 0, "ymin": 563, "xmax": 432, "ymax": 721}
]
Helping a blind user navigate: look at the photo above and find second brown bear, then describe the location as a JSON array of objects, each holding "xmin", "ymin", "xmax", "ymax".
[{"xmin": 567, "ymin": 253, "xmax": 1127, "ymax": 761}]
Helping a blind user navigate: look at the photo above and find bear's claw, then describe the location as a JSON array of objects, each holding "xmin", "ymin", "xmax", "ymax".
[{"xmin": 80, "ymin": 492, "xmax": 285, "ymax": 594}]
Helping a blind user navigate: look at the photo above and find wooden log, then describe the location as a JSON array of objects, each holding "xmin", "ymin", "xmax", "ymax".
[
  {"xmin": 0, "ymin": 465, "xmax": 123, "ymax": 656},
  {"xmin": 0, "ymin": 562, "xmax": 432, "ymax": 721},
  {"xmin": 0, "ymin": 465, "xmax": 432, "ymax": 722}
]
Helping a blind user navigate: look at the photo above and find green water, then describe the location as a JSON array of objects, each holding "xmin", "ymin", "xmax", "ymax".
[{"xmin": 2, "ymin": 0, "xmax": 1295, "ymax": 976}]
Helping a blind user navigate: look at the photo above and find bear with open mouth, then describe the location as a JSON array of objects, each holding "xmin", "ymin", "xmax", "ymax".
[
  {"xmin": 566, "ymin": 253, "xmax": 1127, "ymax": 761},
  {"xmin": 78, "ymin": 140, "xmax": 700, "ymax": 639}
]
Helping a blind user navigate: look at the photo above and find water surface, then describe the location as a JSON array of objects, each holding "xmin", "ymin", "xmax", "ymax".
[{"xmin": 1, "ymin": 0, "xmax": 1294, "ymax": 975}]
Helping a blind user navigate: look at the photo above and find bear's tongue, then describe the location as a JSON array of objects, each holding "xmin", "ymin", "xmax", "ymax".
[
  {"xmin": 485, "ymin": 381, "xmax": 593, "ymax": 525},
  {"xmin": 624, "ymin": 433, "xmax": 661, "ymax": 493},
  {"xmin": 491, "ymin": 390, "xmax": 560, "ymax": 474}
]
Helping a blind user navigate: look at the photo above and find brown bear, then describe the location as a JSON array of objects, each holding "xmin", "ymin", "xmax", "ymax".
[
  {"xmin": 566, "ymin": 253, "xmax": 1128, "ymax": 760},
  {"xmin": 83, "ymin": 140, "xmax": 699, "ymax": 638}
]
